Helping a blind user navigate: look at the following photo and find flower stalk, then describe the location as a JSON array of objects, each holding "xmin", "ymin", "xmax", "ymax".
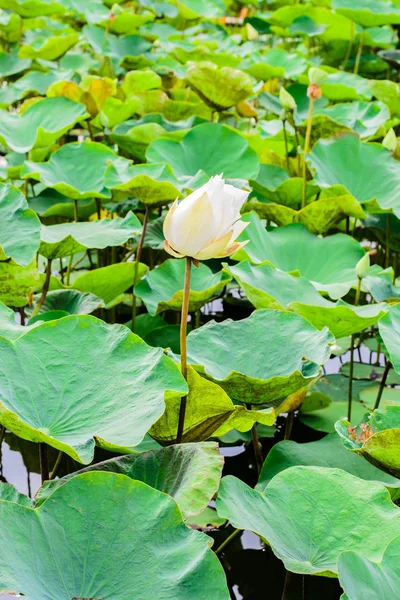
[
  {"xmin": 176, "ymin": 256, "xmax": 193, "ymax": 443},
  {"xmin": 131, "ymin": 207, "xmax": 149, "ymax": 333}
]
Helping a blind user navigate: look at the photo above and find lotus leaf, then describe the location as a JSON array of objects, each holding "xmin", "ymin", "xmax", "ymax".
[
  {"xmin": 378, "ymin": 304, "xmax": 400, "ymax": 372},
  {"xmin": 216, "ymin": 467, "xmax": 400, "ymax": 575},
  {"xmin": 39, "ymin": 212, "xmax": 142, "ymax": 259},
  {"xmin": 0, "ymin": 472, "xmax": 229, "ymax": 599},
  {"xmin": 185, "ymin": 62, "xmax": 253, "ymax": 110},
  {"xmin": 0, "ymin": 315, "xmax": 187, "ymax": 463}
]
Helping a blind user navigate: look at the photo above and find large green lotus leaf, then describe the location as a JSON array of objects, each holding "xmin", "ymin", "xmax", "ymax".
[
  {"xmin": 0, "ymin": 97, "xmax": 87, "ymax": 154},
  {"xmin": 336, "ymin": 405, "xmax": 400, "ymax": 477},
  {"xmin": 99, "ymin": 10, "xmax": 155, "ymax": 34},
  {"xmin": 362, "ymin": 266, "xmax": 400, "ymax": 302},
  {"xmin": 359, "ymin": 386, "xmax": 400, "ymax": 411},
  {"xmin": 378, "ymin": 304, "xmax": 400, "ymax": 372},
  {"xmin": 39, "ymin": 212, "xmax": 142, "ymax": 259},
  {"xmin": 19, "ymin": 31, "xmax": 79, "ymax": 61},
  {"xmin": 0, "ymin": 48, "xmax": 31, "ymax": 77},
  {"xmin": 0, "ymin": 183, "xmax": 40, "ymax": 267},
  {"xmin": 216, "ymin": 467, "xmax": 400, "ymax": 576},
  {"xmin": 0, "ymin": 315, "xmax": 187, "ymax": 463},
  {"xmin": 332, "ymin": 0, "xmax": 400, "ymax": 27},
  {"xmin": 37, "ymin": 442, "xmax": 223, "ymax": 518},
  {"xmin": 185, "ymin": 62, "xmax": 253, "ymax": 110},
  {"xmin": 29, "ymin": 189, "xmax": 97, "ymax": 220},
  {"xmin": 225, "ymin": 261, "xmax": 387, "ymax": 338},
  {"xmin": 0, "ymin": 472, "xmax": 229, "ymax": 600},
  {"xmin": 370, "ymin": 79, "xmax": 400, "ymax": 116},
  {"xmin": 0, "ymin": 482, "xmax": 32, "ymax": 506},
  {"xmin": 72, "ymin": 262, "xmax": 148, "ymax": 306},
  {"xmin": 0, "ymin": 69, "xmax": 74, "ymax": 107},
  {"xmin": 0, "ymin": 259, "xmax": 40, "ymax": 308},
  {"xmin": 146, "ymin": 123, "xmax": 259, "ymax": 181},
  {"xmin": 256, "ymin": 433, "xmax": 400, "ymax": 499},
  {"xmin": 338, "ymin": 534, "xmax": 400, "ymax": 600},
  {"xmin": 270, "ymin": 5, "xmax": 354, "ymax": 42},
  {"xmin": 105, "ymin": 162, "xmax": 183, "ymax": 206},
  {"xmin": 150, "ymin": 366, "xmax": 274, "ymax": 444},
  {"xmin": 308, "ymin": 134, "xmax": 400, "ymax": 217},
  {"xmin": 233, "ymin": 213, "xmax": 364, "ymax": 299},
  {"xmin": 313, "ymin": 101, "xmax": 390, "ymax": 139},
  {"xmin": 22, "ymin": 141, "xmax": 127, "ymax": 200},
  {"xmin": 0, "ymin": 302, "xmax": 39, "ymax": 340},
  {"xmin": 319, "ymin": 71, "xmax": 373, "ymax": 102},
  {"xmin": 0, "ymin": 0, "xmax": 67, "ymax": 16},
  {"xmin": 248, "ymin": 194, "xmax": 367, "ymax": 234},
  {"xmin": 185, "ymin": 309, "xmax": 332, "ymax": 406},
  {"xmin": 135, "ymin": 259, "xmax": 231, "ymax": 316},
  {"xmin": 242, "ymin": 48, "xmax": 308, "ymax": 80},
  {"xmin": 28, "ymin": 289, "xmax": 104, "ymax": 316},
  {"xmin": 249, "ymin": 165, "xmax": 319, "ymax": 208}
]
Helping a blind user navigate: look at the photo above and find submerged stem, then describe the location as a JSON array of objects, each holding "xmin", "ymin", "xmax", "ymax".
[
  {"xmin": 215, "ymin": 528, "xmax": 242, "ymax": 556},
  {"xmin": 176, "ymin": 257, "xmax": 193, "ymax": 444},
  {"xmin": 301, "ymin": 98, "xmax": 314, "ymax": 209},
  {"xmin": 131, "ymin": 207, "xmax": 149, "ymax": 333}
]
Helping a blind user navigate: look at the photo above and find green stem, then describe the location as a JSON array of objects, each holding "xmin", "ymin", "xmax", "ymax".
[
  {"xmin": 385, "ymin": 213, "xmax": 391, "ymax": 269},
  {"xmin": 66, "ymin": 254, "xmax": 74, "ymax": 286},
  {"xmin": 373, "ymin": 362, "xmax": 391, "ymax": 411},
  {"xmin": 282, "ymin": 119, "xmax": 290, "ymax": 173},
  {"xmin": 50, "ymin": 450, "xmax": 63, "ymax": 480},
  {"xmin": 354, "ymin": 30, "xmax": 365, "ymax": 75},
  {"xmin": 294, "ymin": 124, "xmax": 301, "ymax": 175},
  {"xmin": 301, "ymin": 98, "xmax": 314, "ymax": 209},
  {"xmin": 281, "ymin": 570, "xmax": 293, "ymax": 600},
  {"xmin": 73, "ymin": 199, "xmax": 79, "ymax": 222},
  {"xmin": 347, "ymin": 277, "xmax": 361, "ymax": 421},
  {"xmin": 215, "ymin": 528, "xmax": 242, "ymax": 556},
  {"xmin": 341, "ymin": 22, "xmax": 354, "ymax": 71},
  {"xmin": 131, "ymin": 207, "xmax": 149, "ymax": 333},
  {"xmin": 31, "ymin": 260, "xmax": 52, "ymax": 317},
  {"xmin": 39, "ymin": 443, "xmax": 49, "ymax": 483},
  {"xmin": 284, "ymin": 412, "xmax": 294, "ymax": 440},
  {"xmin": 176, "ymin": 257, "xmax": 192, "ymax": 444}
]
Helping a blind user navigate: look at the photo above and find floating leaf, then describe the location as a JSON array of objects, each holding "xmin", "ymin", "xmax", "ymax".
[
  {"xmin": 135, "ymin": 259, "xmax": 231, "ymax": 316},
  {"xmin": 186, "ymin": 62, "xmax": 253, "ymax": 110},
  {"xmin": 72, "ymin": 262, "xmax": 148, "ymax": 306},
  {"xmin": 146, "ymin": 123, "xmax": 259, "ymax": 181},
  {"xmin": 0, "ymin": 183, "xmax": 40, "ymax": 267},
  {"xmin": 0, "ymin": 482, "xmax": 32, "ymax": 506},
  {"xmin": 0, "ymin": 97, "xmax": 87, "ymax": 153},
  {"xmin": 225, "ymin": 261, "xmax": 387, "ymax": 338},
  {"xmin": 333, "ymin": 0, "xmax": 400, "ymax": 28},
  {"xmin": 233, "ymin": 213, "xmax": 364, "ymax": 298},
  {"xmin": 0, "ymin": 0, "xmax": 67, "ymax": 16},
  {"xmin": 308, "ymin": 134, "xmax": 400, "ymax": 217},
  {"xmin": 150, "ymin": 366, "xmax": 275, "ymax": 443},
  {"xmin": 243, "ymin": 48, "xmax": 308, "ymax": 80},
  {"xmin": 216, "ymin": 467, "xmax": 400, "ymax": 575},
  {"xmin": 313, "ymin": 101, "xmax": 390, "ymax": 139},
  {"xmin": 23, "ymin": 140, "xmax": 127, "ymax": 200},
  {"xmin": 0, "ymin": 302, "xmax": 39, "ymax": 340},
  {"xmin": 28, "ymin": 289, "xmax": 104, "ymax": 316},
  {"xmin": 0, "ymin": 315, "xmax": 187, "ymax": 463},
  {"xmin": 0, "ymin": 472, "xmax": 229, "ymax": 599},
  {"xmin": 256, "ymin": 433, "xmax": 400, "ymax": 499},
  {"xmin": 37, "ymin": 442, "xmax": 223, "ymax": 518},
  {"xmin": 336, "ymin": 405, "xmax": 400, "ymax": 477},
  {"xmin": 185, "ymin": 309, "xmax": 333, "ymax": 406},
  {"xmin": 105, "ymin": 162, "xmax": 183, "ymax": 206},
  {"xmin": 19, "ymin": 30, "xmax": 79, "ymax": 61},
  {"xmin": 39, "ymin": 212, "xmax": 142, "ymax": 259}
]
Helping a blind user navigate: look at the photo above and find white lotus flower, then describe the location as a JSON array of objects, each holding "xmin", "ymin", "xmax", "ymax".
[{"xmin": 163, "ymin": 175, "xmax": 249, "ymax": 261}]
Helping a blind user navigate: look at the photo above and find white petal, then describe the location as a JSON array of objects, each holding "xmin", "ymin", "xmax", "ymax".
[{"xmin": 168, "ymin": 191, "xmax": 218, "ymax": 257}]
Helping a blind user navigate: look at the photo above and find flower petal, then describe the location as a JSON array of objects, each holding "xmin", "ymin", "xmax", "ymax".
[
  {"xmin": 193, "ymin": 230, "xmax": 233, "ymax": 261},
  {"xmin": 169, "ymin": 191, "xmax": 218, "ymax": 257},
  {"xmin": 163, "ymin": 199, "xmax": 178, "ymax": 242},
  {"xmin": 164, "ymin": 240, "xmax": 185, "ymax": 258}
]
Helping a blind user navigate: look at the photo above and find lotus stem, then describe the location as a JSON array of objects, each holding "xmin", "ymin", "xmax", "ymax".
[
  {"xmin": 66, "ymin": 254, "xmax": 73, "ymax": 286},
  {"xmin": 294, "ymin": 124, "xmax": 301, "ymax": 175},
  {"xmin": 215, "ymin": 528, "xmax": 242, "ymax": 555},
  {"xmin": 131, "ymin": 207, "xmax": 149, "ymax": 333},
  {"xmin": 176, "ymin": 256, "xmax": 193, "ymax": 444},
  {"xmin": 39, "ymin": 443, "xmax": 49, "ymax": 483},
  {"xmin": 341, "ymin": 22, "xmax": 355, "ymax": 71},
  {"xmin": 87, "ymin": 120, "xmax": 94, "ymax": 141},
  {"xmin": 50, "ymin": 450, "xmax": 63, "ymax": 480},
  {"xmin": 301, "ymin": 98, "xmax": 314, "ymax": 209},
  {"xmin": 281, "ymin": 570, "xmax": 293, "ymax": 600},
  {"xmin": 354, "ymin": 30, "xmax": 365, "ymax": 75},
  {"xmin": 31, "ymin": 259, "xmax": 52, "ymax": 317},
  {"xmin": 95, "ymin": 198, "xmax": 101, "ymax": 219},
  {"xmin": 284, "ymin": 411, "xmax": 294, "ymax": 440},
  {"xmin": 385, "ymin": 213, "xmax": 391, "ymax": 269},
  {"xmin": 282, "ymin": 119, "xmax": 290, "ymax": 172},
  {"xmin": 347, "ymin": 276, "xmax": 362, "ymax": 421},
  {"xmin": 73, "ymin": 199, "xmax": 79, "ymax": 222},
  {"xmin": 373, "ymin": 362, "xmax": 391, "ymax": 411}
]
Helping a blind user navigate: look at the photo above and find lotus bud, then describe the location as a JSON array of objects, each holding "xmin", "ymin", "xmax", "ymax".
[
  {"xmin": 163, "ymin": 175, "xmax": 250, "ymax": 261},
  {"xmin": 279, "ymin": 87, "xmax": 297, "ymax": 112},
  {"xmin": 355, "ymin": 252, "xmax": 370, "ymax": 280},
  {"xmin": 383, "ymin": 128, "xmax": 397, "ymax": 152},
  {"xmin": 245, "ymin": 23, "xmax": 258, "ymax": 41},
  {"xmin": 308, "ymin": 67, "xmax": 328, "ymax": 86}
]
